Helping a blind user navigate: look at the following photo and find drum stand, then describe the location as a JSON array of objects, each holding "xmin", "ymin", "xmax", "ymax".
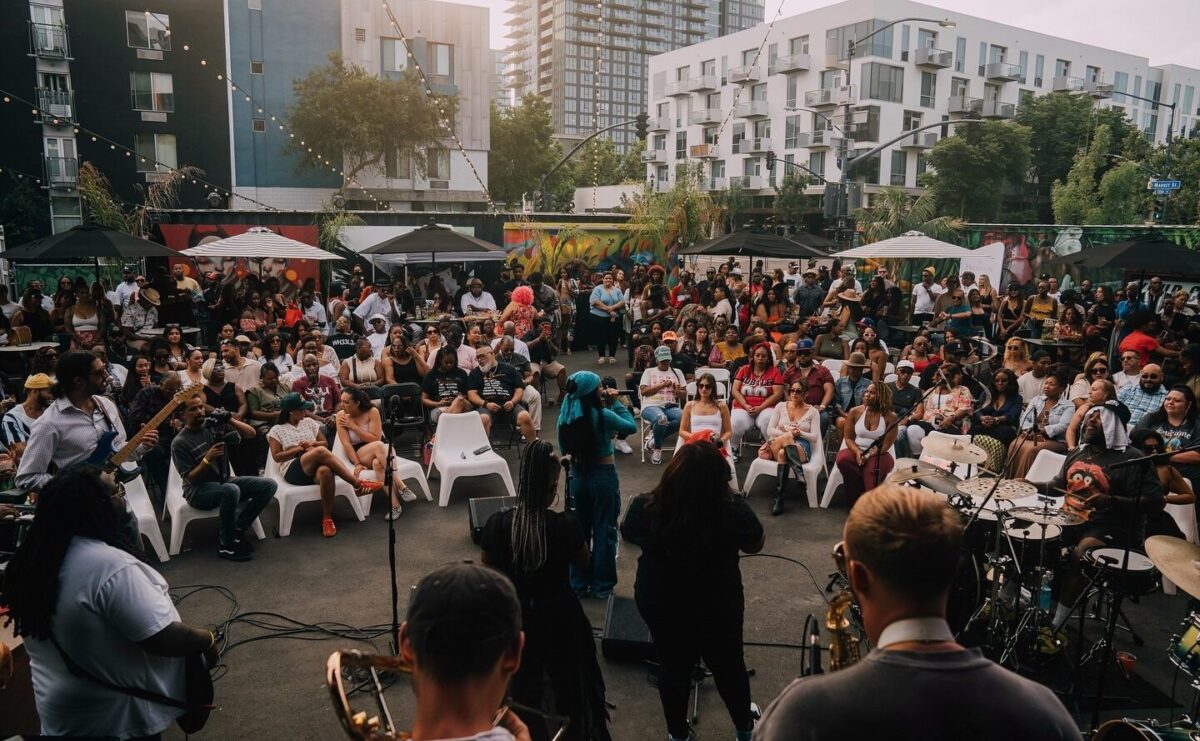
[{"xmin": 999, "ymin": 501, "xmax": 1067, "ymax": 668}]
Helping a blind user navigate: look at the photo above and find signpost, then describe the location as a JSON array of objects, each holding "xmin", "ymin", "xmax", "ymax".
[{"xmin": 1148, "ymin": 179, "xmax": 1182, "ymax": 191}]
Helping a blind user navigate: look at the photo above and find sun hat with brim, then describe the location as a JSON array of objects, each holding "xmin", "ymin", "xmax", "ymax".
[
  {"xmin": 280, "ymin": 392, "xmax": 315, "ymax": 414},
  {"xmin": 846, "ymin": 351, "xmax": 870, "ymax": 368},
  {"xmin": 837, "ymin": 289, "xmax": 861, "ymax": 302},
  {"xmin": 140, "ymin": 288, "xmax": 161, "ymax": 306},
  {"xmin": 24, "ymin": 373, "xmax": 52, "ymax": 390},
  {"xmin": 654, "ymin": 345, "xmax": 673, "ymax": 362},
  {"xmin": 802, "ymin": 269, "xmax": 819, "ymax": 277}
]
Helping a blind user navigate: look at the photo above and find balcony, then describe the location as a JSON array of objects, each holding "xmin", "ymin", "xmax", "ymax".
[
  {"xmin": 914, "ymin": 48, "xmax": 952, "ymax": 69},
  {"xmin": 643, "ymin": 0, "xmax": 669, "ymax": 14},
  {"xmin": 687, "ymin": 75, "xmax": 719, "ymax": 93},
  {"xmin": 689, "ymin": 143, "xmax": 718, "ymax": 159},
  {"xmin": 776, "ymin": 53, "xmax": 811, "ymax": 74},
  {"xmin": 744, "ymin": 137, "xmax": 772, "ymax": 153},
  {"xmin": 734, "ymin": 100, "xmax": 770, "ymax": 119},
  {"xmin": 947, "ymin": 95, "xmax": 983, "ymax": 116},
  {"xmin": 900, "ymin": 131, "xmax": 938, "ymax": 149},
  {"xmin": 729, "ymin": 175, "xmax": 766, "ymax": 190},
  {"xmin": 805, "ymin": 88, "xmax": 837, "ymax": 108},
  {"xmin": 797, "ymin": 130, "xmax": 836, "ymax": 149},
  {"xmin": 641, "ymin": 148, "xmax": 668, "ymax": 163},
  {"xmin": 28, "ymin": 21, "xmax": 71, "ymax": 59},
  {"xmin": 664, "ymin": 80, "xmax": 689, "ymax": 97},
  {"xmin": 699, "ymin": 177, "xmax": 726, "ymax": 191},
  {"xmin": 688, "ymin": 108, "xmax": 721, "ymax": 126},
  {"xmin": 43, "ymin": 156, "xmax": 78, "ymax": 187},
  {"xmin": 35, "ymin": 89, "xmax": 75, "ymax": 123},
  {"xmin": 985, "ymin": 62, "xmax": 1022, "ymax": 82},
  {"xmin": 649, "ymin": 116, "xmax": 670, "ymax": 133},
  {"xmin": 1085, "ymin": 80, "xmax": 1114, "ymax": 99},
  {"xmin": 728, "ymin": 65, "xmax": 762, "ymax": 83},
  {"xmin": 980, "ymin": 100, "xmax": 1016, "ymax": 119},
  {"xmin": 1052, "ymin": 75, "xmax": 1085, "ymax": 93}
]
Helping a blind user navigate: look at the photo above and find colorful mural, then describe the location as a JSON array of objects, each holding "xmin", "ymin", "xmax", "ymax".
[
  {"xmin": 502, "ymin": 222, "xmax": 668, "ymax": 277},
  {"xmin": 158, "ymin": 224, "xmax": 322, "ymax": 300}
]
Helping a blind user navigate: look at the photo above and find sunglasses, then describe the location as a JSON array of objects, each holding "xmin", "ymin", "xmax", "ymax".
[
  {"xmin": 789, "ymin": 388, "xmax": 805, "ymax": 394},
  {"xmin": 1092, "ymin": 367, "xmax": 1108, "ymax": 374},
  {"xmin": 697, "ymin": 383, "xmax": 714, "ymax": 389}
]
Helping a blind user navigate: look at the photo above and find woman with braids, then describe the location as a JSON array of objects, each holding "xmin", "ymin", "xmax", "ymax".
[
  {"xmin": 480, "ymin": 440, "xmax": 611, "ymax": 741},
  {"xmin": 1, "ymin": 464, "xmax": 221, "ymax": 739},
  {"xmin": 621, "ymin": 443, "xmax": 764, "ymax": 741},
  {"xmin": 558, "ymin": 370, "xmax": 636, "ymax": 600}
]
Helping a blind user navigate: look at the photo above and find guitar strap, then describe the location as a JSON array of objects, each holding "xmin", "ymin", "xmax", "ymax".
[
  {"xmin": 49, "ymin": 634, "xmax": 199, "ymax": 711},
  {"xmin": 91, "ymin": 395, "xmax": 118, "ymax": 436}
]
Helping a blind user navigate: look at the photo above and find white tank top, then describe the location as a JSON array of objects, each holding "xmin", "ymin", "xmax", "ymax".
[
  {"xmin": 689, "ymin": 408, "xmax": 723, "ymax": 436},
  {"xmin": 854, "ymin": 410, "xmax": 886, "ymax": 448},
  {"xmin": 72, "ymin": 311, "xmax": 99, "ymax": 331}
]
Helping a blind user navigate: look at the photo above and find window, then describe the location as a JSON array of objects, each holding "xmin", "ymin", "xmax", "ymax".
[
  {"xmin": 890, "ymin": 150, "xmax": 907, "ymax": 186},
  {"xmin": 251, "ymin": 60, "xmax": 263, "ymax": 74},
  {"xmin": 1017, "ymin": 51, "xmax": 1028, "ymax": 84},
  {"xmin": 767, "ymin": 43, "xmax": 777, "ymax": 74},
  {"xmin": 381, "ymin": 38, "xmax": 407, "ymax": 79},
  {"xmin": 703, "ymin": 127, "xmax": 717, "ymax": 145},
  {"xmin": 917, "ymin": 29, "xmax": 937, "ymax": 49},
  {"xmin": 786, "ymin": 75, "xmax": 798, "ymax": 107},
  {"xmin": 702, "ymin": 59, "xmax": 716, "ymax": 75},
  {"xmin": 676, "ymin": 65, "xmax": 689, "ymax": 81},
  {"xmin": 903, "ymin": 110, "xmax": 922, "ymax": 131},
  {"xmin": 1034, "ymin": 55, "xmax": 1044, "ymax": 87},
  {"xmin": 385, "ymin": 150, "xmax": 411, "ymax": 179},
  {"xmin": 807, "ymin": 151, "xmax": 825, "ymax": 185},
  {"xmin": 753, "ymin": 119, "xmax": 769, "ymax": 138},
  {"xmin": 130, "ymin": 72, "xmax": 173, "ymax": 112},
  {"xmin": 977, "ymin": 42, "xmax": 986, "ymax": 75},
  {"xmin": 675, "ymin": 132, "xmax": 687, "ymax": 159},
  {"xmin": 954, "ymin": 37, "xmax": 966, "ymax": 72},
  {"xmin": 1145, "ymin": 80, "xmax": 1162, "ymax": 108},
  {"xmin": 819, "ymin": 70, "xmax": 841, "ymax": 90},
  {"xmin": 1055, "ymin": 59, "xmax": 1070, "ymax": 78},
  {"xmin": 989, "ymin": 44, "xmax": 1007, "ymax": 64},
  {"xmin": 426, "ymin": 148, "xmax": 450, "ymax": 181},
  {"xmin": 252, "ymin": 118, "xmax": 265, "ymax": 132},
  {"xmin": 789, "ymin": 35, "xmax": 809, "ymax": 55},
  {"xmin": 920, "ymin": 72, "xmax": 936, "ymax": 107},
  {"xmin": 900, "ymin": 25, "xmax": 909, "ymax": 61},
  {"xmin": 1113, "ymin": 71, "xmax": 1129, "ymax": 102},
  {"xmin": 706, "ymin": 92, "xmax": 720, "ymax": 108},
  {"xmin": 853, "ymin": 106, "xmax": 881, "ymax": 142},
  {"xmin": 1086, "ymin": 65, "xmax": 1101, "ymax": 83},
  {"xmin": 916, "ymin": 153, "xmax": 928, "ymax": 179},
  {"xmin": 134, "ymin": 133, "xmax": 176, "ymax": 172},
  {"xmin": 741, "ymin": 48, "xmax": 756, "ymax": 66},
  {"xmin": 827, "ymin": 20, "xmax": 893, "ymax": 61},
  {"xmin": 851, "ymin": 149, "xmax": 880, "ymax": 185},
  {"xmin": 861, "ymin": 63, "xmax": 903, "ymax": 103},
  {"xmin": 125, "ymin": 10, "xmax": 171, "ymax": 51},
  {"xmin": 950, "ymin": 77, "xmax": 970, "ymax": 98},
  {"xmin": 785, "ymin": 115, "xmax": 801, "ymax": 148},
  {"xmin": 1019, "ymin": 89, "xmax": 1035, "ymax": 107},
  {"xmin": 428, "ymin": 43, "xmax": 453, "ymax": 83}
]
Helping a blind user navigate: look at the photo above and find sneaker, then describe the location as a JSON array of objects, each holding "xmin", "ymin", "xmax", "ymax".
[
  {"xmin": 614, "ymin": 439, "xmax": 634, "ymax": 455},
  {"xmin": 232, "ymin": 530, "xmax": 255, "ymax": 552},
  {"xmin": 598, "ymin": 356, "xmax": 607, "ymax": 365},
  {"xmin": 399, "ymin": 486, "xmax": 417, "ymax": 502},
  {"xmin": 218, "ymin": 544, "xmax": 251, "ymax": 562},
  {"xmin": 651, "ymin": 448, "xmax": 663, "ymax": 464},
  {"xmin": 384, "ymin": 505, "xmax": 402, "ymax": 521},
  {"xmin": 643, "ymin": 427, "xmax": 656, "ymax": 450},
  {"xmin": 608, "ymin": 356, "xmax": 617, "ymax": 365},
  {"xmin": 1036, "ymin": 626, "xmax": 1067, "ymax": 655},
  {"xmin": 322, "ymin": 517, "xmax": 337, "ymax": 538},
  {"xmin": 357, "ymin": 479, "xmax": 384, "ymax": 492}
]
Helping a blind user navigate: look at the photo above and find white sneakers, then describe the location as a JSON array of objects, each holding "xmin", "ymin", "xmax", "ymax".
[{"xmin": 614, "ymin": 439, "xmax": 634, "ymax": 454}]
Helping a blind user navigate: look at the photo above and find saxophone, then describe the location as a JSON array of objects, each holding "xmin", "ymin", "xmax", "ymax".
[{"xmin": 828, "ymin": 542, "xmax": 861, "ymax": 671}]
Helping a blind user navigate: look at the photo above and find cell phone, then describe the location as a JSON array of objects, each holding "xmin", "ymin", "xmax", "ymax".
[{"xmin": 472, "ymin": 445, "xmax": 492, "ymax": 455}]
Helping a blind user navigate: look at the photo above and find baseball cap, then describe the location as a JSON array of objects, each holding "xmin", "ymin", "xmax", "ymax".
[
  {"xmin": 654, "ymin": 345, "xmax": 673, "ymax": 362},
  {"xmin": 797, "ymin": 338, "xmax": 815, "ymax": 351},
  {"xmin": 369, "ymin": 313, "xmax": 387, "ymax": 323},
  {"xmin": 661, "ymin": 330, "xmax": 678, "ymax": 342},
  {"xmin": 856, "ymin": 317, "xmax": 876, "ymax": 329},
  {"xmin": 279, "ymin": 392, "xmax": 315, "ymax": 414},
  {"xmin": 896, "ymin": 359, "xmax": 915, "ymax": 370},
  {"xmin": 405, "ymin": 562, "xmax": 521, "ymax": 672},
  {"xmin": 235, "ymin": 334, "xmax": 253, "ymax": 344},
  {"xmin": 24, "ymin": 373, "xmax": 51, "ymax": 390}
]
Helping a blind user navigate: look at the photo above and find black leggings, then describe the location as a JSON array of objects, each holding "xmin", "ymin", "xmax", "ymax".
[
  {"xmin": 637, "ymin": 594, "xmax": 752, "ymax": 739},
  {"xmin": 593, "ymin": 313, "xmax": 621, "ymax": 357}
]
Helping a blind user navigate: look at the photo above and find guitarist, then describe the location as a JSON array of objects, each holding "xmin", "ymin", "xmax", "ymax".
[{"xmin": 16, "ymin": 351, "xmax": 159, "ymax": 497}]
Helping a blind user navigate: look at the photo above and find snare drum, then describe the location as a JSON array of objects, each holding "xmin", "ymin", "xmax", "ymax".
[
  {"xmin": 1170, "ymin": 613, "xmax": 1200, "ymax": 678},
  {"xmin": 1002, "ymin": 521, "xmax": 1062, "ymax": 574},
  {"xmin": 1094, "ymin": 718, "xmax": 1200, "ymax": 740},
  {"xmin": 1083, "ymin": 547, "xmax": 1160, "ymax": 597}
]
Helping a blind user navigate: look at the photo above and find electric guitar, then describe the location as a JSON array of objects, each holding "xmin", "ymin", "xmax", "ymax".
[{"xmin": 86, "ymin": 385, "xmax": 203, "ymax": 481}]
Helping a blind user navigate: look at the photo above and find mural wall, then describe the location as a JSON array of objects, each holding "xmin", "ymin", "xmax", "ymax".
[
  {"xmin": 502, "ymin": 222, "xmax": 667, "ymax": 277},
  {"xmin": 159, "ymin": 224, "xmax": 322, "ymax": 301}
]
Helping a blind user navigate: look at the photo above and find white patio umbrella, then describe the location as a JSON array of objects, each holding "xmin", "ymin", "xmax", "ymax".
[
  {"xmin": 180, "ymin": 226, "xmax": 340, "ymax": 261},
  {"xmin": 830, "ymin": 230, "xmax": 975, "ymax": 260}
]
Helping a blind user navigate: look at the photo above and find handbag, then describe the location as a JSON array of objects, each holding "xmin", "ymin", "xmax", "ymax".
[{"xmin": 51, "ymin": 635, "xmax": 214, "ymax": 734}]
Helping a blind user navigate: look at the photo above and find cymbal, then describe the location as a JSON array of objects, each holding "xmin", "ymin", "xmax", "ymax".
[
  {"xmin": 956, "ymin": 477, "xmax": 1037, "ymax": 502},
  {"xmin": 1009, "ymin": 506, "xmax": 1084, "ymax": 527},
  {"xmin": 886, "ymin": 462, "xmax": 941, "ymax": 485},
  {"xmin": 1147, "ymin": 536, "xmax": 1200, "ymax": 600},
  {"xmin": 921, "ymin": 436, "xmax": 988, "ymax": 465}
]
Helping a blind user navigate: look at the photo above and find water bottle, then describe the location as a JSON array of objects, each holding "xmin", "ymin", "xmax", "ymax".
[{"xmin": 1038, "ymin": 570, "xmax": 1053, "ymax": 612}]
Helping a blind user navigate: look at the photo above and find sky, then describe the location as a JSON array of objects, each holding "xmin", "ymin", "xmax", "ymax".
[{"xmin": 473, "ymin": 0, "xmax": 1200, "ymax": 70}]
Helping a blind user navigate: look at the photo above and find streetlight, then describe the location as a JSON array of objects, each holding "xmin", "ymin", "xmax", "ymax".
[{"xmin": 835, "ymin": 17, "xmax": 955, "ymax": 246}]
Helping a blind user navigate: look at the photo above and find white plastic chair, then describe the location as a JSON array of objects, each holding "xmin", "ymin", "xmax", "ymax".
[
  {"xmin": 427, "ymin": 412, "xmax": 516, "ymax": 507},
  {"xmin": 1025, "ymin": 449, "xmax": 1067, "ymax": 486},
  {"xmin": 1163, "ymin": 480, "xmax": 1198, "ymax": 595},
  {"xmin": 685, "ymin": 380, "xmax": 727, "ymax": 402},
  {"xmin": 163, "ymin": 462, "xmax": 267, "ymax": 556},
  {"xmin": 265, "ymin": 447, "xmax": 366, "ymax": 536},
  {"xmin": 123, "ymin": 476, "xmax": 169, "ymax": 562},
  {"xmin": 821, "ymin": 359, "xmax": 844, "ymax": 376},
  {"xmin": 330, "ymin": 435, "xmax": 432, "ymax": 517},
  {"xmin": 694, "ymin": 367, "xmax": 732, "ymax": 401},
  {"xmin": 742, "ymin": 427, "xmax": 826, "ymax": 508}
]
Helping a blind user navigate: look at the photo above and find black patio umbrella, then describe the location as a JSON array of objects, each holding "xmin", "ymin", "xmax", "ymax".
[
  {"xmin": 3, "ymin": 224, "xmax": 176, "ymax": 282},
  {"xmin": 358, "ymin": 220, "xmax": 505, "ymax": 288},
  {"xmin": 678, "ymin": 229, "xmax": 832, "ymax": 259},
  {"xmin": 1046, "ymin": 236, "xmax": 1200, "ymax": 276}
]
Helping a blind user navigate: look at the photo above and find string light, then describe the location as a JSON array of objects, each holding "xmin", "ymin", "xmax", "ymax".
[
  {"xmin": 0, "ymin": 164, "xmax": 44, "ymax": 186},
  {"xmin": 591, "ymin": 0, "xmax": 603, "ymax": 211}
]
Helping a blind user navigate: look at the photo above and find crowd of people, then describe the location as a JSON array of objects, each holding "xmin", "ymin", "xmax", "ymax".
[{"xmin": 3, "ymin": 250, "xmax": 1195, "ymax": 741}]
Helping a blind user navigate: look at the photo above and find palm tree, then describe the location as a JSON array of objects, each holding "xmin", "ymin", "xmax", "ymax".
[
  {"xmin": 627, "ymin": 164, "xmax": 720, "ymax": 249},
  {"xmin": 854, "ymin": 186, "xmax": 965, "ymax": 244}
]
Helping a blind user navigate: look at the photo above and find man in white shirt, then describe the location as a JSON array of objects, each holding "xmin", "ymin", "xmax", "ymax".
[
  {"xmin": 640, "ymin": 345, "xmax": 687, "ymax": 465},
  {"xmin": 490, "ymin": 321, "xmax": 530, "ymax": 360},
  {"xmin": 910, "ymin": 268, "xmax": 945, "ymax": 325},
  {"xmin": 220, "ymin": 338, "xmax": 263, "ymax": 393},
  {"xmin": 300, "ymin": 292, "xmax": 327, "ymax": 329},
  {"xmin": 366, "ymin": 314, "xmax": 390, "ymax": 356},
  {"xmin": 115, "ymin": 266, "xmax": 139, "ymax": 308},
  {"xmin": 825, "ymin": 265, "xmax": 864, "ymax": 302},
  {"xmin": 1017, "ymin": 351, "xmax": 1051, "ymax": 404},
  {"xmin": 959, "ymin": 271, "xmax": 977, "ymax": 294},
  {"xmin": 783, "ymin": 263, "xmax": 801, "ymax": 290},
  {"xmin": 1112, "ymin": 350, "xmax": 1142, "ymax": 390},
  {"xmin": 354, "ymin": 282, "xmax": 401, "ymax": 324},
  {"xmin": 460, "ymin": 278, "xmax": 497, "ymax": 315}
]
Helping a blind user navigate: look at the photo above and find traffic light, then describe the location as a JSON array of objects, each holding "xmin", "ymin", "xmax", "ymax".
[
  {"xmin": 766, "ymin": 150, "xmax": 776, "ymax": 171},
  {"xmin": 1152, "ymin": 196, "xmax": 1166, "ymax": 223},
  {"xmin": 634, "ymin": 113, "xmax": 649, "ymax": 141}
]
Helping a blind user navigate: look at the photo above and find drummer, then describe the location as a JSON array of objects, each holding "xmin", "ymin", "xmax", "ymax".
[{"xmin": 1041, "ymin": 401, "xmax": 1163, "ymax": 653}]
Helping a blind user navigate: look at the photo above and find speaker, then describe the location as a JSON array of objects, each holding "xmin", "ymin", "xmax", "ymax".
[
  {"xmin": 468, "ymin": 495, "xmax": 517, "ymax": 544},
  {"xmin": 601, "ymin": 595, "xmax": 656, "ymax": 662}
]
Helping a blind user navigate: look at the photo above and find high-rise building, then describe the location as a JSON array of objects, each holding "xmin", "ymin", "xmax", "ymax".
[
  {"xmin": 504, "ymin": 0, "xmax": 764, "ymax": 151},
  {"xmin": 492, "ymin": 49, "xmax": 512, "ymax": 111}
]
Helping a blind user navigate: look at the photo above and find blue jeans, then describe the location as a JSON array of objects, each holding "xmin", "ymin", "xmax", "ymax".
[
  {"xmin": 568, "ymin": 463, "xmax": 620, "ymax": 597},
  {"xmin": 187, "ymin": 476, "xmax": 277, "ymax": 546},
  {"xmin": 641, "ymin": 404, "xmax": 682, "ymax": 449}
]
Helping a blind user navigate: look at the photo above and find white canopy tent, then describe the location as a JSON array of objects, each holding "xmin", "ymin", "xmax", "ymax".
[
  {"xmin": 830, "ymin": 230, "xmax": 975, "ymax": 260},
  {"xmin": 179, "ymin": 226, "xmax": 339, "ymax": 260},
  {"xmin": 339, "ymin": 225, "xmax": 509, "ymax": 265}
]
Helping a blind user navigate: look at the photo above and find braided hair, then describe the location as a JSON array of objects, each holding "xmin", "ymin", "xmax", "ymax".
[{"xmin": 509, "ymin": 439, "xmax": 560, "ymax": 574}]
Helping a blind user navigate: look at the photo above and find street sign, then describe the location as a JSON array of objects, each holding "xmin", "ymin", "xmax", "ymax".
[
  {"xmin": 1149, "ymin": 179, "xmax": 1182, "ymax": 191},
  {"xmin": 1153, "ymin": 188, "xmax": 1173, "ymax": 196}
]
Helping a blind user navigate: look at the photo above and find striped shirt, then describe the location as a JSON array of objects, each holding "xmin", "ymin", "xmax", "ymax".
[
  {"xmin": 1, "ymin": 404, "xmax": 37, "ymax": 446},
  {"xmin": 15, "ymin": 395, "xmax": 140, "ymax": 492}
]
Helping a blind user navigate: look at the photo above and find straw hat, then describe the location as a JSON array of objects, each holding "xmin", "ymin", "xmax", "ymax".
[
  {"xmin": 837, "ymin": 288, "xmax": 861, "ymax": 303},
  {"xmin": 846, "ymin": 351, "xmax": 870, "ymax": 368},
  {"xmin": 140, "ymin": 288, "xmax": 161, "ymax": 306}
]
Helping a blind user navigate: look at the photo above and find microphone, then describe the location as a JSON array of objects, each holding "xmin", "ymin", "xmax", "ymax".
[
  {"xmin": 388, "ymin": 394, "xmax": 402, "ymax": 412},
  {"xmin": 808, "ymin": 617, "xmax": 823, "ymax": 675}
]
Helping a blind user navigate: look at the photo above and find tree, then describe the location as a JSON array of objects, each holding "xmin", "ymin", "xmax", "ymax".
[
  {"xmin": 617, "ymin": 139, "xmax": 647, "ymax": 184},
  {"xmin": 77, "ymin": 161, "xmax": 202, "ymax": 236},
  {"xmin": 713, "ymin": 181, "xmax": 750, "ymax": 232},
  {"xmin": 575, "ymin": 137, "xmax": 623, "ymax": 187},
  {"xmin": 1147, "ymin": 136, "xmax": 1200, "ymax": 225},
  {"xmin": 774, "ymin": 169, "xmax": 809, "ymax": 228},
  {"xmin": 853, "ymin": 186, "xmax": 965, "ymax": 243},
  {"xmin": 489, "ymin": 96, "xmax": 572, "ymax": 208},
  {"xmin": 285, "ymin": 53, "xmax": 453, "ymax": 185},
  {"xmin": 1050, "ymin": 124, "xmax": 1149, "ymax": 224},
  {"xmin": 0, "ymin": 173, "xmax": 50, "ymax": 244},
  {"xmin": 923, "ymin": 120, "xmax": 1031, "ymax": 221},
  {"xmin": 626, "ymin": 163, "xmax": 719, "ymax": 248}
]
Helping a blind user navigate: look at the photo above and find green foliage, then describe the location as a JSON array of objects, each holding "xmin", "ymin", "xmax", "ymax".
[
  {"xmin": 285, "ymin": 53, "xmax": 453, "ymax": 184},
  {"xmin": 714, "ymin": 182, "xmax": 750, "ymax": 232},
  {"xmin": 576, "ymin": 138, "xmax": 623, "ymax": 187},
  {"xmin": 1051, "ymin": 124, "xmax": 1150, "ymax": 224},
  {"xmin": 0, "ymin": 173, "xmax": 50, "ymax": 244},
  {"xmin": 317, "ymin": 206, "xmax": 366, "ymax": 255},
  {"xmin": 489, "ymin": 96, "xmax": 573, "ymax": 208},
  {"xmin": 924, "ymin": 120, "xmax": 1031, "ymax": 221},
  {"xmin": 774, "ymin": 170, "xmax": 809, "ymax": 226},
  {"xmin": 854, "ymin": 187, "xmax": 965, "ymax": 244},
  {"xmin": 1146, "ymin": 136, "xmax": 1200, "ymax": 225},
  {"xmin": 626, "ymin": 163, "xmax": 718, "ymax": 248},
  {"xmin": 78, "ymin": 162, "xmax": 135, "ymax": 233},
  {"xmin": 618, "ymin": 139, "xmax": 647, "ymax": 184}
]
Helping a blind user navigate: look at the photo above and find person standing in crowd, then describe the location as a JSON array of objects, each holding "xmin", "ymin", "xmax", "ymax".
[
  {"xmin": 115, "ymin": 264, "xmax": 139, "ymax": 308},
  {"xmin": 621, "ymin": 443, "xmax": 763, "ymax": 741},
  {"xmin": 909, "ymin": 268, "xmax": 944, "ymax": 326},
  {"xmin": 172, "ymin": 395, "xmax": 276, "ymax": 561},
  {"xmin": 353, "ymin": 280, "xmax": 402, "ymax": 325},
  {"xmin": 398, "ymin": 563, "xmax": 531, "ymax": 741},
  {"xmin": 481, "ymin": 440, "xmax": 611, "ymax": 741},
  {"xmin": 221, "ymin": 337, "xmax": 262, "ymax": 393},
  {"xmin": 793, "ymin": 269, "xmax": 824, "ymax": 318},
  {"xmin": 755, "ymin": 484, "xmax": 1080, "ymax": 740},
  {"xmin": 1119, "ymin": 309, "xmax": 1180, "ymax": 365},
  {"xmin": 1117, "ymin": 362, "xmax": 1168, "ymax": 427},
  {"xmin": 121, "ymin": 288, "xmax": 160, "ymax": 353},
  {"xmin": 1, "ymin": 464, "xmax": 224, "ymax": 740},
  {"xmin": 1, "ymin": 373, "xmax": 53, "ymax": 448},
  {"xmin": 589, "ymin": 273, "xmax": 625, "ymax": 366},
  {"xmin": 558, "ymin": 371, "xmax": 636, "ymax": 600}
]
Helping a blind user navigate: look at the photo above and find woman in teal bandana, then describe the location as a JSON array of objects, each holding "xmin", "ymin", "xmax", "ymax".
[{"xmin": 558, "ymin": 371, "xmax": 637, "ymax": 599}]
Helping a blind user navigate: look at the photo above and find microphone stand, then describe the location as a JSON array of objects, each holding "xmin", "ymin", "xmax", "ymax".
[
  {"xmin": 382, "ymin": 398, "xmax": 403, "ymax": 656},
  {"xmin": 862, "ymin": 367, "xmax": 953, "ymax": 489}
]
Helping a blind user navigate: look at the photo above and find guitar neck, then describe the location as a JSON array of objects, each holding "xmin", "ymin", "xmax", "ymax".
[{"xmin": 108, "ymin": 388, "xmax": 197, "ymax": 467}]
